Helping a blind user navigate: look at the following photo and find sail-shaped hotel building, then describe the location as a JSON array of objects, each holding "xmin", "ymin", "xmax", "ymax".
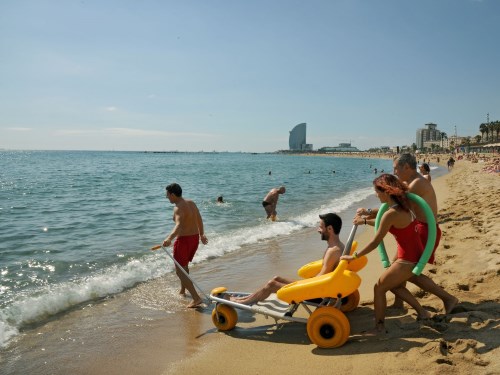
[{"xmin": 289, "ymin": 123, "xmax": 312, "ymax": 151}]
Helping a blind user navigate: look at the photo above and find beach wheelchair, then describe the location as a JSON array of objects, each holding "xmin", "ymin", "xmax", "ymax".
[{"xmin": 209, "ymin": 226, "xmax": 367, "ymax": 348}]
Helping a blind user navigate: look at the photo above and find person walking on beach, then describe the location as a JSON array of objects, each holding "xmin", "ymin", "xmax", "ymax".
[
  {"xmin": 342, "ymin": 174, "xmax": 433, "ymax": 335},
  {"xmin": 357, "ymin": 154, "xmax": 458, "ymax": 314},
  {"xmin": 447, "ymin": 157, "xmax": 455, "ymax": 170},
  {"xmin": 262, "ymin": 186, "xmax": 286, "ymax": 221},
  {"xmin": 163, "ymin": 183, "xmax": 208, "ymax": 308},
  {"xmin": 231, "ymin": 213, "xmax": 344, "ymax": 305}
]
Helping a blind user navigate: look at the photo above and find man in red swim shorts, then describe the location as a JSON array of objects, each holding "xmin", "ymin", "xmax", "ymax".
[
  {"xmin": 163, "ymin": 183, "xmax": 208, "ymax": 308},
  {"xmin": 173, "ymin": 234, "xmax": 200, "ymax": 267}
]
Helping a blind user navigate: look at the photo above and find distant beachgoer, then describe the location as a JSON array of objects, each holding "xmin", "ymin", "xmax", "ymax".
[
  {"xmin": 217, "ymin": 196, "xmax": 224, "ymax": 203},
  {"xmin": 163, "ymin": 183, "xmax": 208, "ymax": 308},
  {"xmin": 374, "ymin": 168, "xmax": 378, "ymax": 174},
  {"xmin": 262, "ymin": 186, "xmax": 286, "ymax": 221},
  {"xmin": 268, "ymin": 171, "xmax": 272, "ymax": 175},
  {"xmin": 231, "ymin": 213, "xmax": 344, "ymax": 305},
  {"xmin": 419, "ymin": 163, "xmax": 431, "ymax": 182},
  {"xmin": 447, "ymin": 157, "xmax": 455, "ymax": 170}
]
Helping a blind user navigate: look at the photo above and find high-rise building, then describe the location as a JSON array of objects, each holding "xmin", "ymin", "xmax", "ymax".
[
  {"xmin": 416, "ymin": 123, "xmax": 442, "ymax": 149},
  {"xmin": 289, "ymin": 123, "xmax": 312, "ymax": 150}
]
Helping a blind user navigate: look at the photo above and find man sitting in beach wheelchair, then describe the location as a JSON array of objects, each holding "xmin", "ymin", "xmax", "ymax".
[{"xmin": 209, "ymin": 213, "xmax": 367, "ymax": 349}]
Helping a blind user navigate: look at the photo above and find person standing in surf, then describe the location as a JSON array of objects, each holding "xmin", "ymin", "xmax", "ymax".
[
  {"xmin": 163, "ymin": 183, "xmax": 208, "ymax": 308},
  {"xmin": 262, "ymin": 186, "xmax": 286, "ymax": 221}
]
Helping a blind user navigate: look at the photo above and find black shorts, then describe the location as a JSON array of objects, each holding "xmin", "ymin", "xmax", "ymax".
[{"xmin": 262, "ymin": 201, "xmax": 271, "ymax": 207}]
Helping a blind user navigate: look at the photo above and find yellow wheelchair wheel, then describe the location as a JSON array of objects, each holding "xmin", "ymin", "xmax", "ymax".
[
  {"xmin": 339, "ymin": 289, "xmax": 360, "ymax": 313},
  {"xmin": 211, "ymin": 304, "xmax": 238, "ymax": 331},
  {"xmin": 306, "ymin": 307, "xmax": 350, "ymax": 348}
]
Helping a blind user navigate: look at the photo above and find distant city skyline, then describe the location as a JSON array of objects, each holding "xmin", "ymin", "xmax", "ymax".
[{"xmin": 1, "ymin": 1, "xmax": 499, "ymax": 152}]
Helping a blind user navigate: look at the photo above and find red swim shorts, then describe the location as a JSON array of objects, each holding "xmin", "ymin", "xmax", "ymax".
[
  {"xmin": 173, "ymin": 234, "xmax": 200, "ymax": 267},
  {"xmin": 416, "ymin": 221, "xmax": 442, "ymax": 264}
]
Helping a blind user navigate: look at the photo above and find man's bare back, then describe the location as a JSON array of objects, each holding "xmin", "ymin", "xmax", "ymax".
[
  {"xmin": 393, "ymin": 156, "xmax": 438, "ymax": 223},
  {"xmin": 173, "ymin": 199, "xmax": 205, "ymax": 237},
  {"xmin": 407, "ymin": 174, "xmax": 438, "ymax": 222}
]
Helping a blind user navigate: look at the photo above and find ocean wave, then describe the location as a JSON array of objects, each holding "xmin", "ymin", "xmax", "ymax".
[{"xmin": 0, "ymin": 255, "xmax": 170, "ymax": 348}]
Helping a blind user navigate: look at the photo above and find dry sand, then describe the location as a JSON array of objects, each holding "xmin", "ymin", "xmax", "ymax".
[{"xmin": 166, "ymin": 158, "xmax": 499, "ymax": 375}]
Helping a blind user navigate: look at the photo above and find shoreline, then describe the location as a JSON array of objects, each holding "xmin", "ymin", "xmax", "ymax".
[{"xmin": 167, "ymin": 159, "xmax": 499, "ymax": 375}]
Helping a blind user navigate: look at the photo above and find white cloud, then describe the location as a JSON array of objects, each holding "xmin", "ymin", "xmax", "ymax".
[{"xmin": 105, "ymin": 106, "xmax": 118, "ymax": 112}]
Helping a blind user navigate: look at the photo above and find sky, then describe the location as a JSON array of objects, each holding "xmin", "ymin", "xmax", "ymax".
[{"xmin": 1, "ymin": 0, "xmax": 499, "ymax": 152}]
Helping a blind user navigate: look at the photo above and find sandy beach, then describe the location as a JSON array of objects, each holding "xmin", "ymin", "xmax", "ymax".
[{"xmin": 166, "ymin": 157, "xmax": 499, "ymax": 375}]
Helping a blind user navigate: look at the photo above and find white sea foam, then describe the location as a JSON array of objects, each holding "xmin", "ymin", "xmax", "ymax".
[
  {"xmin": 0, "ymin": 255, "xmax": 171, "ymax": 348},
  {"xmin": 192, "ymin": 186, "xmax": 374, "ymax": 264}
]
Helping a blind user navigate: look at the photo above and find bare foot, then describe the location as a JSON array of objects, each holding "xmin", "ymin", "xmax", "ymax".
[
  {"xmin": 444, "ymin": 296, "xmax": 459, "ymax": 315},
  {"xmin": 179, "ymin": 289, "xmax": 186, "ymax": 296},
  {"xmin": 187, "ymin": 298, "xmax": 203, "ymax": 308}
]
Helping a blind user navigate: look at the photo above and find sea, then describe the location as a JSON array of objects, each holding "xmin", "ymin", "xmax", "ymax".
[{"xmin": 0, "ymin": 151, "xmax": 443, "ymax": 373}]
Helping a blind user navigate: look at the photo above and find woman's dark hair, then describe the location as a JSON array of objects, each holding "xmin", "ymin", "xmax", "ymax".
[{"xmin": 373, "ymin": 174, "xmax": 410, "ymax": 212}]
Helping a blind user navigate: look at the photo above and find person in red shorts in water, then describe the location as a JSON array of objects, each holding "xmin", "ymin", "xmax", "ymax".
[{"xmin": 163, "ymin": 183, "xmax": 208, "ymax": 308}]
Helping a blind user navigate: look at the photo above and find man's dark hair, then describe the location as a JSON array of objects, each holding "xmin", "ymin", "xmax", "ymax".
[
  {"xmin": 166, "ymin": 183, "xmax": 182, "ymax": 197},
  {"xmin": 396, "ymin": 153, "xmax": 417, "ymax": 170},
  {"xmin": 319, "ymin": 213, "xmax": 342, "ymax": 235}
]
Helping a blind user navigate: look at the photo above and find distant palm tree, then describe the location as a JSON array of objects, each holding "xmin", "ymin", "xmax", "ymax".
[
  {"xmin": 440, "ymin": 132, "xmax": 447, "ymax": 149},
  {"xmin": 479, "ymin": 123, "xmax": 488, "ymax": 142},
  {"xmin": 494, "ymin": 121, "xmax": 500, "ymax": 141},
  {"xmin": 474, "ymin": 134, "xmax": 482, "ymax": 144},
  {"xmin": 488, "ymin": 123, "xmax": 495, "ymax": 142}
]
